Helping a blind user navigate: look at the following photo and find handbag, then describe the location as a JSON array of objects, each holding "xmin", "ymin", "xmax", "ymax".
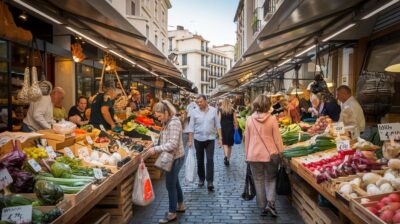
[
  {"xmin": 154, "ymin": 119, "xmax": 176, "ymax": 172},
  {"xmin": 154, "ymin": 151, "xmax": 174, "ymax": 172},
  {"xmin": 276, "ymin": 165, "xmax": 291, "ymax": 195},
  {"xmin": 241, "ymin": 163, "xmax": 256, "ymax": 201},
  {"xmin": 234, "ymin": 128, "xmax": 242, "ymax": 144}
]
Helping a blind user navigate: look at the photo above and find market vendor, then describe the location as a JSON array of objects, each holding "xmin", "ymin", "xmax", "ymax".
[
  {"xmin": 299, "ymin": 85, "xmax": 312, "ymax": 120},
  {"xmin": 22, "ymin": 81, "xmax": 54, "ymax": 132},
  {"xmin": 336, "ymin": 85, "xmax": 365, "ymax": 132},
  {"xmin": 288, "ymin": 93, "xmax": 301, "ymax": 123},
  {"xmin": 68, "ymin": 96, "xmax": 89, "ymax": 127},
  {"xmin": 146, "ymin": 93, "xmax": 155, "ymax": 109},
  {"xmin": 271, "ymin": 94, "xmax": 284, "ymax": 115},
  {"xmin": 129, "ymin": 86, "xmax": 141, "ymax": 111},
  {"xmin": 89, "ymin": 81, "xmax": 118, "ymax": 130},
  {"xmin": 51, "ymin": 87, "xmax": 67, "ymax": 122},
  {"xmin": 309, "ymin": 92, "xmax": 341, "ymax": 122}
]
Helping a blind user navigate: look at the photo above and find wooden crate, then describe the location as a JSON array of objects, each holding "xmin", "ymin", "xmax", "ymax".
[
  {"xmin": 292, "ymin": 179, "xmax": 342, "ymax": 224},
  {"xmin": 95, "ymin": 175, "xmax": 134, "ymax": 224},
  {"xmin": 349, "ymin": 193, "xmax": 397, "ymax": 224},
  {"xmin": 77, "ymin": 210, "xmax": 111, "ymax": 224},
  {"xmin": 37, "ymin": 129, "xmax": 76, "ymax": 150},
  {"xmin": 64, "ymin": 183, "xmax": 93, "ymax": 206}
]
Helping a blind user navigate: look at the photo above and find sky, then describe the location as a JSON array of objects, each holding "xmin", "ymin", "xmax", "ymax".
[{"xmin": 169, "ymin": 0, "xmax": 239, "ymax": 46}]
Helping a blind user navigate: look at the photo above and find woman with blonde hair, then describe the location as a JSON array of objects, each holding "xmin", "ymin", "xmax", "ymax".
[
  {"xmin": 146, "ymin": 100, "xmax": 185, "ymax": 223},
  {"xmin": 218, "ymin": 98, "xmax": 238, "ymax": 166},
  {"xmin": 245, "ymin": 94, "xmax": 284, "ymax": 217}
]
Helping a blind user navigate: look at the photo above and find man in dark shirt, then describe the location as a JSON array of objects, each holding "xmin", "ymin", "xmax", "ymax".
[
  {"xmin": 89, "ymin": 84, "xmax": 118, "ymax": 130},
  {"xmin": 68, "ymin": 96, "xmax": 88, "ymax": 127}
]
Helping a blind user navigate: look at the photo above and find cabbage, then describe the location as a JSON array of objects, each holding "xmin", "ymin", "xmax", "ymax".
[
  {"xmin": 50, "ymin": 162, "xmax": 72, "ymax": 178},
  {"xmin": 34, "ymin": 180, "xmax": 64, "ymax": 205}
]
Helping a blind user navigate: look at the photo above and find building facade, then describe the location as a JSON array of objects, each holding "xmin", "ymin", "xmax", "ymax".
[
  {"xmin": 234, "ymin": 0, "xmax": 283, "ymax": 60},
  {"xmin": 208, "ymin": 45, "xmax": 234, "ymax": 95},
  {"xmin": 108, "ymin": 0, "xmax": 171, "ymax": 55},
  {"xmin": 169, "ymin": 27, "xmax": 234, "ymax": 96}
]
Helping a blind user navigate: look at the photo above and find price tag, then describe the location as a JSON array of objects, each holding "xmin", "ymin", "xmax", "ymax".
[
  {"xmin": 121, "ymin": 131, "xmax": 125, "ymax": 136},
  {"xmin": 64, "ymin": 147, "xmax": 75, "ymax": 158},
  {"xmin": 333, "ymin": 122, "xmax": 345, "ymax": 135},
  {"xmin": 93, "ymin": 168, "xmax": 103, "ymax": 180},
  {"xmin": 378, "ymin": 123, "xmax": 400, "ymax": 141},
  {"xmin": 336, "ymin": 139, "xmax": 351, "ymax": 151},
  {"xmin": 28, "ymin": 159, "xmax": 42, "ymax": 172},
  {"xmin": 1, "ymin": 205, "xmax": 32, "ymax": 224},
  {"xmin": 86, "ymin": 136, "xmax": 93, "ymax": 145},
  {"xmin": 78, "ymin": 147, "xmax": 89, "ymax": 158},
  {"xmin": 0, "ymin": 168, "xmax": 13, "ymax": 190},
  {"xmin": 99, "ymin": 124, "xmax": 106, "ymax": 131},
  {"xmin": 45, "ymin": 146, "xmax": 57, "ymax": 158}
]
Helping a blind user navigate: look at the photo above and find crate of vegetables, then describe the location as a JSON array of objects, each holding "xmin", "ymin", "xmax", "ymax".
[{"xmin": 350, "ymin": 192, "xmax": 400, "ymax": 224}]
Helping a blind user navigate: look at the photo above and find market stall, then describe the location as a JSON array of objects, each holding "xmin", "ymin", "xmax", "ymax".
[
  {"xmin": 0, "ymin": 108, "xmax": 160, "ymax": 224},
  {"xmin": 275, "ymin": 117, "xmax": 400, "ymax": 224}
]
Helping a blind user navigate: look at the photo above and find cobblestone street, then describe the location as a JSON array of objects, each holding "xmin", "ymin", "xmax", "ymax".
[{"xmin": 131, "ymin": 143, "xmax": 303, "ymax": 224}]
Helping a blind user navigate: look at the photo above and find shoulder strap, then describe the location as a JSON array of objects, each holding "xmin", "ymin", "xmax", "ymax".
[{"xmin": 251, "ymin": 117, "xmax": 271, "ymax": 157}]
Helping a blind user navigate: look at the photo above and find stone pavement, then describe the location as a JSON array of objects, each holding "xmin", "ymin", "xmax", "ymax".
[{"xmin": 130, "ymin": 143, "xmax": 303, "ymax": 224}]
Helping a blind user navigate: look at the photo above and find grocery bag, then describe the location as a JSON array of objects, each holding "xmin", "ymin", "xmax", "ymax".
[
  {"xmin": 185, "ymin": 147, "xmax": 196, "ymax": 183},
  {"xmin": 132, "ymin": 159, "xmax": 155, "ymax": 206},
  {"xmin": 234, "ymin": 128, "xmax": 242, "ymax": 144},
  {"xmin": 241, "ymin": 164, "xmax": 256, "ymax": 201}
]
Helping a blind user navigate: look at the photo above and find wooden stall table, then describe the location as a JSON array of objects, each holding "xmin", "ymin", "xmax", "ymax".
[
  {"xmin": 289, "ymin": 158, "xmax": 365, "ymax": 224},
  {"xmin": 53, "ymin": 154, "xmax": 142, "ymax": 224}
]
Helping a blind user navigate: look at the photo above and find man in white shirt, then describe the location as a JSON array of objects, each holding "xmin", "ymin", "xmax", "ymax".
[
  {"xmin": 336, "ymin": 85, "xmax": 366, "ymax": 132},
  {"xmin": 188, "ymin": 94, "xmax": 222, "ymax": 191}
]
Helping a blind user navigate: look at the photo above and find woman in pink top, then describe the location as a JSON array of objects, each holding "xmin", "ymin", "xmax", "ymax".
[{"xmin": 244, "ymin": 95, "xmax": 284, "ymax": 217}]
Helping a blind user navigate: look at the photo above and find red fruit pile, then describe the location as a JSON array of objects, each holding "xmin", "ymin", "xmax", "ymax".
[{"xmin": 366, "ymin": 193, "xmax": 400, "ymax": 223}]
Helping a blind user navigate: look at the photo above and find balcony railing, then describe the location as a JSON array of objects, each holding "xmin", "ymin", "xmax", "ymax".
[{"xmin": 263, "ymin": 0, "xmax": 277, "ymax": 19}]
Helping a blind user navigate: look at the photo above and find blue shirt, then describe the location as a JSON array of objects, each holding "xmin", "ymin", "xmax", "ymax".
[{"xmin": 188, "ymin": 106, "xmax": 221, "ymax": 141}]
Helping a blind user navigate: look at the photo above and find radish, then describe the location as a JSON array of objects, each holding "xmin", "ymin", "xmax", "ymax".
[
  {"xmin": 393, "ymin": 212, "xmax": 400, "ymax": 223},
  {"xmin": 380, "ymin": 210, "xmax": 395, "ymax": 223},
  {"xmin": 381, "ymin": 197, "xmax": 394, "ymax": 205},
  {"xmin": 367, "ymin": 206, "xmax": 378, "ymax": 215},
  {"xmin": 376, "ymin": 202, "xmax": 386, "ymax": 210},
  {"xmin": 380, "ymin": 202, "xmax": 400, "ymax": 212},
  {"xmin": 389, "ymin": 193, "xmax": 400, "ymax": 202}
]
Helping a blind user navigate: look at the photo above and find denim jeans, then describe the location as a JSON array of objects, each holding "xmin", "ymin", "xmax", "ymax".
[
  {"xmin": 194, "ymin": 140, "xmax": 215, "ymax": 182},
  {"xmin": 165, "ymin": 156, "xmax": 184, "ymax": 213},
  {"xmin": 249, "ymin": 157, "xmax": 279, "ymax": 209}
]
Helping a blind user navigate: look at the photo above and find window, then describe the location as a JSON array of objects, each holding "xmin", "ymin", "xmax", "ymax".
[
  {"xmin": 155, "ymin": 1, "xmax": 158, "ymax": 19},
  {"xmin": 201, "ymin": 55, "xmax": 205, "ymax": 66},
  {"xmin": 162, "ymin": 42, "xmax": 165, "ymax": 52},
  {"xmin": 182, "ymin": 68, "xmax": 187, "ymax": 78},
  {"xmin": 169, "ymin": 38, "xmax": 172, "ymax": 51},
  {"xmin": 182, "ymin": 54, "xmax": 187, "ymax": 65},
  {"xmin": 130, "ymin": 1, "xmax": 136, "ymax": 15},
  {"xmin": 155, "ymin": 34, "xmax": 158, "ymax": 46},
  {"xmin": 146, "ymin": 25, "xmax": 149, "ymax": 38},
  {"xmin": 162, "ymin": 10, "xmax": 165, "ymax": 24}
]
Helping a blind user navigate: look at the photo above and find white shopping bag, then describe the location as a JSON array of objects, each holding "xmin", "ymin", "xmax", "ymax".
[
  {"xmin": 185, "ymin": 146, "xmax": 196, "ymax": 183},
  {"xmin": 132, "ymin": 159, "xmax": 155, "ymax": 206}
]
